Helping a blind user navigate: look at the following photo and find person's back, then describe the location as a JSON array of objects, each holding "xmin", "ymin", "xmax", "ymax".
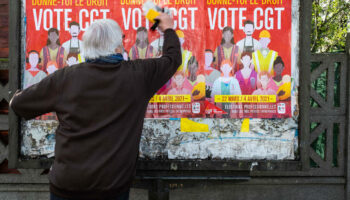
[{"xmin": 10, "ymin": 14, "xmax": 181, "ymax": 200}]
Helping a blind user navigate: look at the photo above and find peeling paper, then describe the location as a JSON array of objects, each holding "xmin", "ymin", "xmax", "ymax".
[
  {"xmin": 141, "ymin": 118, "xmax": 297, "ymax": 160},
  {"xmin": 180, "ymin": 118, "xmax": 209, "ymax": 133},
  {"xmin": 20, "ymin": 118, "xmax": 298, "ymax": 161},
  {"xmin": 21, "ymin": 120, "xmax": 57, "ymax": 158},
  {"xmin": 240, "ymin": 118, "xmax": 250, "ymax": 133}
]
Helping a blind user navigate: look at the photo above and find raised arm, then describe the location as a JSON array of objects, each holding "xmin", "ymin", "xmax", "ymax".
[{"xmin": 138, "ymin": 13, "xmax": 182, "ymax": 97}]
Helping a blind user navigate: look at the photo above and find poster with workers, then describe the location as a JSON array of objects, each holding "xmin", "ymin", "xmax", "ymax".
[{"xmin": 24, "ymin": 0, "xmax": 294, "ymax": 119}]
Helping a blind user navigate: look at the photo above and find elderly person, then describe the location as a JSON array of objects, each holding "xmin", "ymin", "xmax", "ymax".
[{"xmin": 10, "ymin": 13, "xmax": 181, "ymax": 200}]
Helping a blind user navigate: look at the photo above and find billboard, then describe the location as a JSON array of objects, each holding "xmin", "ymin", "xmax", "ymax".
[{"xmin": 21, "ymin": 0, "xmax": 299, "ymax": 160}]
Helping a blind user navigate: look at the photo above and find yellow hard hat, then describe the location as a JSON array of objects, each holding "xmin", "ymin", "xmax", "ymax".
[
  {"xmin": 259, "ymin": 30, "xmax": 271, "ymax": 38},
  {"xmin": 176, "ymin": 30, "xmax": 185, "ymax": 38}
]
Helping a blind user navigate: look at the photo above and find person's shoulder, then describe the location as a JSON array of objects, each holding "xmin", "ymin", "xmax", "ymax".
[
  {"xmin": 124, "ymin": 58, "xmax": 141, "ymax": 66},
  {"xmin": 59, "ymin": 62, "xmax": 87, "ymax": 74},
  {"xmin": 120, "ymin": 59, "xmax": 151, "ymax": 72},
  {"xmin": 56, "ymin": 62, "xmax": 101, "ymax": 81}
]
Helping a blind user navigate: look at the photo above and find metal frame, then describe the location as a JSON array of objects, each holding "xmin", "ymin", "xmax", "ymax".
[
  {"xmin": 298, "ymin": 0, "xmax": 312, "ymax": 172},
  {"xmin": 8, "ymin": 0, "xmax": 21, "ymax": 169},
  {"xmin": 345, "ymin": 33, "xmax": 350, "ymax": 200}
]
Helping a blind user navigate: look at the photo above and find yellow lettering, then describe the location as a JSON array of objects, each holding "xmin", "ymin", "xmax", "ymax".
[
  {"xmin": 120, "ymin": 0, "xmax": 144, "ymax": 5},
  {"xmin": 75, "ymin": 0, "xmax": 83, "ymax": 6},
  {"xmin": 31, "ymin": 0, "xmax": 58, "ymax": 6},
  {"xmin": 86, "ymin": 0, "xmax": 108, "ymax": 6},
  {"xmin": 207, "ymin": 0, "xmax": 234, "ymax": 5},
  {"xmin": 262, "ymin": 0, "xmax": 283, "ymax": 5},
  {"xmin": 176, "ymin": 0, "xmax": 196, "ymax": 5},
  {"xmin": 250, "ymin": 0, "xmax": 257, "ymax": 4}
]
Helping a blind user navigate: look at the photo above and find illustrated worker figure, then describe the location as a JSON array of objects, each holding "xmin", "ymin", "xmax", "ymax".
[
  {"xmin": 167, "ymin": 71, "xmax": 192, "ymax": 95},
  {"xmin": 268, "ymin": 56, "xmax": 285, "ymax": 92},
  {"xmin": 214, "ymin": 26, "xmax": 241, "ymax": 73},
  {"xmin": 236, "ymin": 20, "xmax": 261, "ymax": 53},
  {"xmin": 211, "ymin": 59, "xmax": 242, "ymax": 118},
  {"xmin": 204, "ymin": 49, "xmax": 220, "ymax": 86},
  {"xmin": 235, "ymin": 52, "xmax": 257, "ymax": 95},
  {"xmin": 204, "ymin": 49, "xmax": 220, "ymax": 98},
  {"xmin": 252, "ymin": 30, "xmax": 278, "ymax": 76},
  {"xmin": 252, "ymin": 71, "xmax": 276, "ymax": 95},
  {"xmin": 62, "ymin": 21, "xmax": 84, "ymax": 62},
  {"xmin": 176, "ymin": 30, "xmax": 192, "ymax": 75},
  {"xmin": 40, "ymin": 28, "xmax": 67, "ymax": 73},
  {"xmin": 65, "ymin": 53, "xmax": 79, "ymax": 67},
  {"xmin": 10, "ymin": 13, "xmax": 181, "ymax": 200},
  {"xmin": 129, "ymin": 27, "xmax": 155, "ymax": 60},
  {"xmin": 211, "ymin": 59, "xmax": 242, "ymax": 97},
  {"xmin": 23, "ymin": 50, "xmax": 47, "ymax": 89},
  {"xmin": 187, "ymin": 56, "xmax": 199, "ymax": 86}
]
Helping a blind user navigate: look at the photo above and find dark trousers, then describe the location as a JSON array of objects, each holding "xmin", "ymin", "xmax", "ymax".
[{"xmin": 50, "ymin": 190, "xmax": 130, "ymax": 200}]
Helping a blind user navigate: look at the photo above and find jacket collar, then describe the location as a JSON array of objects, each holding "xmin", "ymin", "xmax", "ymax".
[{"xmin": 86, "ymin": 54, "xmax": 124, "ymax": 64}]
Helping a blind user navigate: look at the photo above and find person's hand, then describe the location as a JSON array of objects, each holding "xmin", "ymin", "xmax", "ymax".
[{"xmin": 155, "ymin": 13, "xmax": 174, "ymax": 32}]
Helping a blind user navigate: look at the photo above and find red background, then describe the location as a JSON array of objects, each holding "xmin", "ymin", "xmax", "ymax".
[
  {"xmin": 25, "ymin": 0, "xmax": 291, "ymax": 75},
  {"xmin": 25, "ymin": 0, "xmax": 292, "ymax": 118}
]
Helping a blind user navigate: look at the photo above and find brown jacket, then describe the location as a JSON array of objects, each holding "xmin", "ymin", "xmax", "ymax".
[{"xmin": 10, "ymin": 29, "xmax": 181, "ymax": 199}]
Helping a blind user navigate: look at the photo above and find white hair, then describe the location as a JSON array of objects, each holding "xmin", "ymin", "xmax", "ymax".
[{"xmin": 82, "ymin": 19, "xmax": 123, "ymax": 59}]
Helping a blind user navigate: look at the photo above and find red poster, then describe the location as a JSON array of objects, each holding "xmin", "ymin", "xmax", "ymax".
[{"xmin": 25, "ymin": 0, "xmax": 292, "ymax": 119}]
